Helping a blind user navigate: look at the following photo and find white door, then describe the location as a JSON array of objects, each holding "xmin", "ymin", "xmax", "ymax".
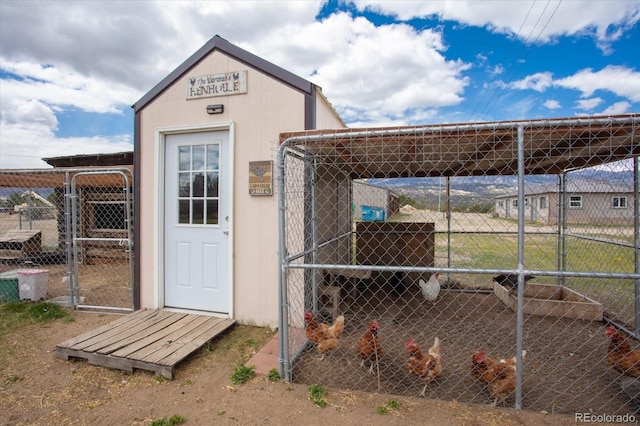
[{"xmin": 164, "ymin": 131, "xmax": 230, "ymax": 313}]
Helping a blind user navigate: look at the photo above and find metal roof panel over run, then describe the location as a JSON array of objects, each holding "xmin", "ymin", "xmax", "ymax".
[{"xmin": 279, "ymin": 114, "xmax": 639, "ymax": 178}]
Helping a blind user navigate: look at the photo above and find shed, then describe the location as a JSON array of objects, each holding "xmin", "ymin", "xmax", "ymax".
[
  {"xmin": 132, "ymin": 35, "xmax": 345, "ymax": 326},
  {"xmin": 352, "ymin": 180, "xmax": 400, "ymax": 221}
]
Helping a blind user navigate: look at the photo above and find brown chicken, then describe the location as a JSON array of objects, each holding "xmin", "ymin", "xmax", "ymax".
[
  {"xmin": 304, "ymin": 311, "xmax": 345, "ymax": 358},
  {"xmin": 471, "ymin": 350, "xmax": 525, "ymax": 407},
  {"xmin": 606, "ymin": 325, "xmax": 640, "ymax": 377},
  {"xmin": 356, "ymin": 319, "xmax": 382, "ymax": 375},
  {"xmin": 406, "ymin": 337, "xmax": 442, "ymax": 397}
]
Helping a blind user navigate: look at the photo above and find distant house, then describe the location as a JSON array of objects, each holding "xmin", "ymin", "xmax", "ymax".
[
  {"xmin": 494, "ymin": 180, "xmax": 635, "ymax": 225},
  {"xmin": 352, "ymin": 180, "xmax": 399, "ymax": 221}
]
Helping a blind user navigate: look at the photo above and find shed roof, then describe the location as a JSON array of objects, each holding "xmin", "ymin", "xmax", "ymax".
[
  {"xmin": 43, "ymin": 151, "xmax": 133, "ymax": 168},
  {"xmin": 280, "ymin": 114, "xmax": 639, "ymax": 179},
  {"xmin": 132, "ymin": 35, "xmax": 315, "ymax": 112},
  {"xmin": 0, "ymin": 166, "xmax": 133, "ymax": 188}
]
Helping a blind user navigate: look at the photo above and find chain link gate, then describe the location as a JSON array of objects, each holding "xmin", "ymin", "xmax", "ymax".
[
  {"xmin": 69, "ymin": 170, "xmax": 134, "ymax": 312},
  {"xmin": 277, "ymin": 115, "xmax": 639, "ymax": 416},
  {"xmin": 0, "ymin": 167, "xmax": 134, "ymax": 312}
]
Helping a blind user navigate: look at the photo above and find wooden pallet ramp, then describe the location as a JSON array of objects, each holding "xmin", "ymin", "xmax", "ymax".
[{"xmin": 55, "ymin": 309, "xmax": 236, "ymax": 379}]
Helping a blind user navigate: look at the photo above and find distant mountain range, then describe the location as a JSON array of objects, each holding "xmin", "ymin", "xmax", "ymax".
[{"xmin": 367, "ymin": 167, "xmax": 635, "ymax": 208}]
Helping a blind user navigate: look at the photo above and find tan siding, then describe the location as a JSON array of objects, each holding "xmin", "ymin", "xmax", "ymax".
[
  {"xmin": 139, "ymin": 51, "xmax": 306, "ymax": 327},
  {"xmin": 315, "ymin": 88, "xmax": 346, "ymax": 129}
]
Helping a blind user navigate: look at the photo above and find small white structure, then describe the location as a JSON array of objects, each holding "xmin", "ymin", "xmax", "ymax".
[
  {"xmin": 352, "ymin": 180, "xmax": 399, "ymax": 221},
  {"xmin": 494, "ymin": 180, "xmax": 635, "ymax": 225},
  {"xmin": 133, "ymin": 36, "xmax": 345, "ymax": 327}
]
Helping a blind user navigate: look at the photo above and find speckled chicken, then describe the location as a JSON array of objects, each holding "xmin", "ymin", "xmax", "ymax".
[{"xmin": 406, "ymin": 336, "xmax": 442, "ymax": 397}]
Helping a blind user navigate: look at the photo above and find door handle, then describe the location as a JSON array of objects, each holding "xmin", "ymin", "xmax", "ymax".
[{"xmin": 223, "ymin": 231, "xmax": 229, "ymax": 235}]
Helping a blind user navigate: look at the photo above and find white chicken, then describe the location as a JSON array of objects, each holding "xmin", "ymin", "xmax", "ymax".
[{"xmin": 419, "ymin": 272, "xmax": 440, "ymax": 301}]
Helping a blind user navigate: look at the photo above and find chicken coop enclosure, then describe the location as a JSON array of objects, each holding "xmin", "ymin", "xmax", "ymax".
[
  {"xmin": 277, "ymin": 114, "xmax": 640, "ymax": 415},
  {"xmin": 0, "ymin": 166, "xmax": 134, "ymax": 312}
]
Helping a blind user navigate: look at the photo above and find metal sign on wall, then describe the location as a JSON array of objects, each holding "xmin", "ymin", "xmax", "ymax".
[
  {"xmin": 186, "ymin": 71, "xmax": 248, "ymax": 100},
  {"xmin": 249, "ymin": 161, "xmax": 273, "ymax": 196}
]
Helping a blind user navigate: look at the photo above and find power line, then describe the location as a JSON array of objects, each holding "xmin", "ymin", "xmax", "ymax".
[{"xmin": 470, "ymin": 0, "xmax": 564, "ymax": 122}]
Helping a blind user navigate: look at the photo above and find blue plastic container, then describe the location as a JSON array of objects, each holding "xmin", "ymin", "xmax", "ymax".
[{"xmin": 361, "ymin": 205, "xmax": 385, "ymax": 221}]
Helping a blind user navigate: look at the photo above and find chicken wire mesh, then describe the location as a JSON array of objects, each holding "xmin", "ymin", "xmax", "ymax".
[
  {"xmin": 0, "ymin": 168, "xmax": 134, "ymax": 312},
  {"xmin": 277, "ymin": 115, "xmax": 640, "ymax": 416}
]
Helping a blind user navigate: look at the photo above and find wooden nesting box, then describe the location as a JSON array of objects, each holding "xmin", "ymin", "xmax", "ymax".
[
  {"xmin": 494, "ymin": 282, "xmax": 603, "ymax": 321},
  {"xmin": 356, "ymin": 221, "xmax": 435, "ymax": 284}
]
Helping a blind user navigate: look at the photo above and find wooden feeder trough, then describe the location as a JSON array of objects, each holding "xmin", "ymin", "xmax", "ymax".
[{"xmin": 493, "ymin": 282, "xmax": 603, "ymax": 321}]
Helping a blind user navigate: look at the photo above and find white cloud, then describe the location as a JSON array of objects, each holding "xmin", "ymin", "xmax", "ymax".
[
  {"xmin": 508, "ymin": 72, "xmax": 554, "ymax": 92},
  {"xmin": 599, "ymin": 101, "xmax": 632, "ymax": 115},
  {"xmin": 556, "ymin": 65, "xmax": 640, "ymax": 102},
  {"xmin": 1, "ymin": 61, "xmax": 139, "ymax": 114},
  {"xmin": 244, "ymin": 12, "xmax": 470, "ymax": 124},
  {"xmin": 506, "ymin": 66, "xmax": 640, "ymax": 111},
  {"xmin": 543, "ymin": 99, "xmax": 561, "ymax": 110},
  {"xmin": 575, "ymin": 97, "xmax": 602, "ymax": 111}
]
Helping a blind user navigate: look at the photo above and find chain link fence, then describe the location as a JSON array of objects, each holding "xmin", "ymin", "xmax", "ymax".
[
  {"xmin": 0, "ymin": 168, "xmax": 134, "ymax": 312},
  {"xmin": 278, "ymin": 115, "xmax": 639, "ymax": 415}
]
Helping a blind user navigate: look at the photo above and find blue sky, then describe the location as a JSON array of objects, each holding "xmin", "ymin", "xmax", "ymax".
[{"xmin": 1, "ymin": 0, "xmax": 639, "ymax": 168}]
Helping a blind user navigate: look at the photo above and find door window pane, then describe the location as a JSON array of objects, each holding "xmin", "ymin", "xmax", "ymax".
[
  {"xmin": 192, "ymin": 145, "xmax": 205, "ymax": 170},
  {"xmin": 179, "ymin": 200, "xmax": 190, "ymax": 224},
  {"xmin": 192, "ymin": 172, "xmax": 205, "ymax": 197},
  {"xmin": 179, "ymin": 146, "xmax": 190, "ymax": 171},
  {"xmin": 192, "ymin": 200, "xmax": 204, "ymax": 224},
  {"xmin": 179, "ymin": 173, "xmax": 190, "ymax": 197},
  {"xmin": 207, "ymin": 145, "xmax": 220, "ymax": 170},
  {"xmin": 176, "ymin": 142, "xmax": 221, "ymax": 225},
  {"xmin": 207, "ymin": 172, "xmax": 219, "ymax": 197}
]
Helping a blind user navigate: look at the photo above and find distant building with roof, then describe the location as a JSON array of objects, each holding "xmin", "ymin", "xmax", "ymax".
[{"xmin": 494, "ymin": 180, "xmax": 635, "ymax": 225}]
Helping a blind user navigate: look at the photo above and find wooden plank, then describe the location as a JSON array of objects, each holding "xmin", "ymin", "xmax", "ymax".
[
  {"xmin": 147, "ymin": 317, "xmax": 228, "ymax": 363},
  {"xmin": 159, "ymin": 319, "xmax": 236, "ymax": 366},
  {"xmin": 68, "ymin": 309, "xmax": 167, "ymax": 351},
  {"xmin": 133, "ymin": 315, "xmax": 216, "ymax": 363},
  {"xmin": 56, "ymin": 309, "xmax": 159, "ymax": 352},
  {"xmin": 110, "ymin": 314, "xmax": 204, "ymax": 358},
  {"xmin": 94, "ymin": 311, "xmax": 190, "ymax": 355},
  {"xmin": 87, "ymin": 352, "xmax": 134, "ymax": 374}
]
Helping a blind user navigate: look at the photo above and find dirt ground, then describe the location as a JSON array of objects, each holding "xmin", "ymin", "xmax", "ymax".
[
  {"xmin": 0, "ymin": 309, "xmax": 586, "ymax": 426},
  {"xmin": 293, "ymin": 285, "xmax": 640, "ymax": 416}
]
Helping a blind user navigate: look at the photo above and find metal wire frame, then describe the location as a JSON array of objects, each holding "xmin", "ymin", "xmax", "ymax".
[{"xmin": 276, "ymin": 115, "xmax": 640, "ymax": 411}]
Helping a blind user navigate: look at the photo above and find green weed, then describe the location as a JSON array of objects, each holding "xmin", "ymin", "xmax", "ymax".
[
  {"xmin": 230, "ymin": 365, "xmax": 255, "ymax": 385},
  {"xmin": 308, "ymin": 383, "xmax": 327, "ymax": 408},
  {"xmin": 267, "ymin": 368, "xmax": 280, "ymax": 382},
  {"xmin": 377, "ymin": 399, "xmax": 400, "ymax": 414},
  {"xmin": 149, "ymin": 414, "xmax": 186, "ymax": 426}
]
